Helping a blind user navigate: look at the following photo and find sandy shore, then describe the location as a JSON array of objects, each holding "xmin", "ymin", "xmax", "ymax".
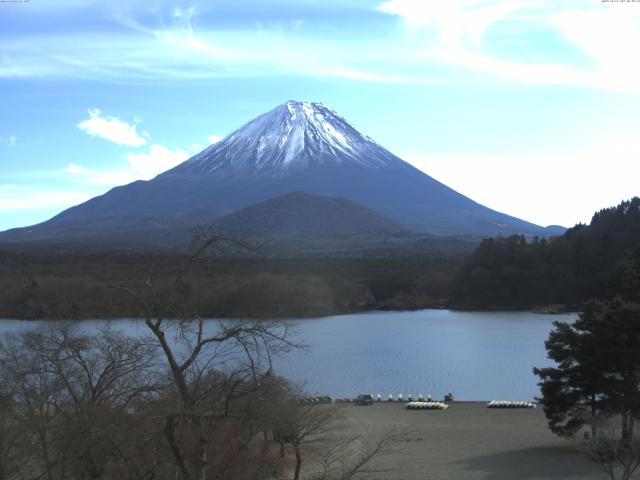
[{"xmin": 331, "ymin": 402, "xmax": 604, "ymax": 480}]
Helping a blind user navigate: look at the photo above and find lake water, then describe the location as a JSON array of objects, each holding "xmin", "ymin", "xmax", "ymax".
[{"xmin": 0, "ymin": 309, "xmax": 575, "ymax": 401}]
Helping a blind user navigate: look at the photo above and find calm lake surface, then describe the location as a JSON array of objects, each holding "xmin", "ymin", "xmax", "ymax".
[{"xmin": 0, "ymin": 310, "xmax": 575, "ymax": 401}]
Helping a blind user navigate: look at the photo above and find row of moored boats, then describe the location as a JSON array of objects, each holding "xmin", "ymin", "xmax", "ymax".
[
  {"xmin": 486, "ymin": 400, "xmax": 536, "ymax": 409},
  {"xmin": 406, "ymin": 401, "xmax": 449, "ymax": 410}
]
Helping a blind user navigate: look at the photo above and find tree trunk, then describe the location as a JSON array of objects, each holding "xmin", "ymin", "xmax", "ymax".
[
  {"xmin": 621, "ymin": 408, "xmax": 635, "ymax": 448},
  {"xmin": 590, "ymin": 421, "xmax": 599, "ymax": 450},
  {"xmin": 293, "ymin": 444, "xmax": 302, "ymax": 480},
  {"xmin": 590, "ymin": 396, "xmax": 599, "ymax": 450},
  {"xmin": 196, "ymin": 420, "xmax": 208, "ymax": 480},
  {"xmin": 261, "ymin": 430, "xmax": 269, "ymax": 456},
  {"xmin": 163, "ymin": 416, "xmax": 191, "ymax": 480},
  {"xmin": 40, "ymin": 436, "xmax": 55, "ymax": 480}
]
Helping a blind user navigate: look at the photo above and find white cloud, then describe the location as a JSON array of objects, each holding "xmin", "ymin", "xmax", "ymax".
[
  {"xmin": 0, "ymin": 185, "xmax": 92, "ymax": 211},
  {"xmin": 65, "ymin": 144, "xmax": 189, "ymax": 186},
  {"xmin": 207, "ymin": 134, "xmax": 223, "ymax": 144},
  {"xmin": 377, "ymin": 0, "xmax": 640, "ymax": 93},
  {"xmin": 64, "ymin": 163, "xmax": 86, "ymax": 175},
  {"xmin": 173, "ymin": 6, "xmax": 196, "ymax": 20},
  {"xmin": 126, "ymin": 144, "xmax": 189, "ymax": 179},
  {"xmin": 404, "ymin": 140, "xmax": 640, "ymax": 228},
  {"xmin": 377, "ymin": 0, "xmax": 533, "ymax": 46},
  {"xmin": 549, "ymin": 8, "xmax": 640, "ymax": 93},
  {"xmin": 0, "ymin": 136, "xmax": 16, "ymax": 147},
  {"xmin": 77, "ymin": 108, "xmax": 148, "ymax": 146},
  {"xmin": 65, "ymin": 126, "xmax": 222, "ymax": 189}
]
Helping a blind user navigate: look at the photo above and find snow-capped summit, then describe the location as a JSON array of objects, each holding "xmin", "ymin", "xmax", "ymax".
[{"xmin": 172, "ymin": 101, "xmax": 394, "ymax": 176}]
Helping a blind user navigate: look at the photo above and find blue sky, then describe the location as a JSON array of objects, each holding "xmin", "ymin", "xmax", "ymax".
[{"xmin": 1, "ymin": 0, "xmax": 639, "ymax": 230}]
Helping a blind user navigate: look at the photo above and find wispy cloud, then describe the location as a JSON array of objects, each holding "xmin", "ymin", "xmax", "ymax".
[
  {"xmin": 0, "ymin": 3, "xmax": 487, "ymax": 85},
  {"xmin": 377, "ymin": 0, "xmax": 534, "ymax": 46},
  {"xmin": 77, "ymin": 108, "xmax": 149, "ymax": 146},
  {"xmin": 548, "ymin": 8, "xmax": 640, "ymax": 93},
  {"xmin": 378, "ymin": 0, "xmax": 640, "ymax": 93},
  {"xmin": 17, "ymin": 0, "xmax": 102, "ymax": 11},
  {"xmin": 0, "ymin": 184, "xmax": 93, "ymax": 212},
  {"xmin": 2, "ymin": 1, "xmax": 639, "ymax": 92},
  {"xmin": 0, "ymin": 136, "xmax": 16, "ymax": 147}
]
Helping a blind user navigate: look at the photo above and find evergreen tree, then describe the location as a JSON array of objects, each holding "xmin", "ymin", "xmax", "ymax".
[{"xmin": 534, "ymin": 299, "xmax": 640, "ymax": 444}]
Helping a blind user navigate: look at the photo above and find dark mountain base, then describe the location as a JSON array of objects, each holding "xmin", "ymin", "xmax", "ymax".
[
  {"xmin": 0, "ymin": 228, "xmax": 480, "ymax": 258},
  {"xmin": 0, "ymin": 251, "xmax": 461, "ymax": 320}
]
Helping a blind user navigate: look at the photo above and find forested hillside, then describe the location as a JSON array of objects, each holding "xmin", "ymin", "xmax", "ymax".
[
  {"xmin": 452, "ymin": 198, "xmax": 640, "ymax": 309},
  {"xmin": 5, "ymin": 198, "xmax": 639, "ymax": 319},
  {"xmin": 0, "ymin": 253, "xmax": 460, "ymax": 319}
]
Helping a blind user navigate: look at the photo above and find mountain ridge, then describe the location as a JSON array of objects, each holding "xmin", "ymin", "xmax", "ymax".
[
  {"xmin": 0, "ymin": 101, "xmax": 565, "ymax": 250},
  {"xmin": 214, "ymin": 191, "xmax": 412, "ymax": 239}
]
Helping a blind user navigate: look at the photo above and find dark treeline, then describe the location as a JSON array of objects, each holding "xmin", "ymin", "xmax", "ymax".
[
  {"xmin": 452, "ymin": 197, "xmax": 640, "ymax": 309},
  {"xmin": 3, "ymin": 197, "xmax": 640, "ymax": 318},
  {"xmin": 0, "ymin": 252, "xmax": 461, "ymax": 320}
]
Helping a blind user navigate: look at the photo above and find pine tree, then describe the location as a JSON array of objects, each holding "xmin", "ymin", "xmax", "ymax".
[{"xmin": 535, "ymin": 299, "xmax": 640, "ymax": 440}]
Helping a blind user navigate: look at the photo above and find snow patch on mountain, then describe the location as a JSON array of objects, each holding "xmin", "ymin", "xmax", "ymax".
[{"xmin": 174, "ymin": 101, "xmax": 395, "ymax": 177}]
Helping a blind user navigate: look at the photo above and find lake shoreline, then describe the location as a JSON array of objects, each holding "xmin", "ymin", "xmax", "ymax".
[{"xmin": 0, "ymin": 302, "xmax": 574, "ymax": 322}]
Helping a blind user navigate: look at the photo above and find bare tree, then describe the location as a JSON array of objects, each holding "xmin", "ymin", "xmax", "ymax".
[
  {"xmin": 270, "ymin": 400, "xmax": 341, "ymax": 480},
  {"xmin": 0, "ymin": 388, "xmax": 20, "ymax": 480},
  {"xmin": 267, "ymin": 392, "xmax": 406, "ymax": 480},
  {"xmin": 0, "ymin": 322, "xmax": 161, "ymax": 480},
  {"xmin": 0, "ymin": 229, "xmax": 405, "ymax": 480},
  {"xmin": 115, "ymin": 229, "xmax": 300, "ymax": 480},
  {"xmin": 586, "ymin": 416, "xmax": 640, "ymax": 480},
  {"xmin": 308, "ymin": 430, "xmax": 405, "ymax": 480},
  {"xmin": 0, "ymin": 327, "xmax": 66, "ymax": 480}
]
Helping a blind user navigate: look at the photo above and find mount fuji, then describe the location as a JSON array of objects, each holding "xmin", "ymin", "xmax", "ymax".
[{"xmin": 0, "ymin": 101, "xmax": 563, "ymax": 250}]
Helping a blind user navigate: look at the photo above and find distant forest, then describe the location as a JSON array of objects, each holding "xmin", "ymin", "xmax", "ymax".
[
  {"xmin": 452, "ymin": 197, "xmax": 640, "ymax": 309},
  {"xmin": 1, "ymin": 198, "xmax": 639, "ymax": 319},
  {"xmin": 0, "ymin": 254, "xmax": 459, "ymax": 320}
]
